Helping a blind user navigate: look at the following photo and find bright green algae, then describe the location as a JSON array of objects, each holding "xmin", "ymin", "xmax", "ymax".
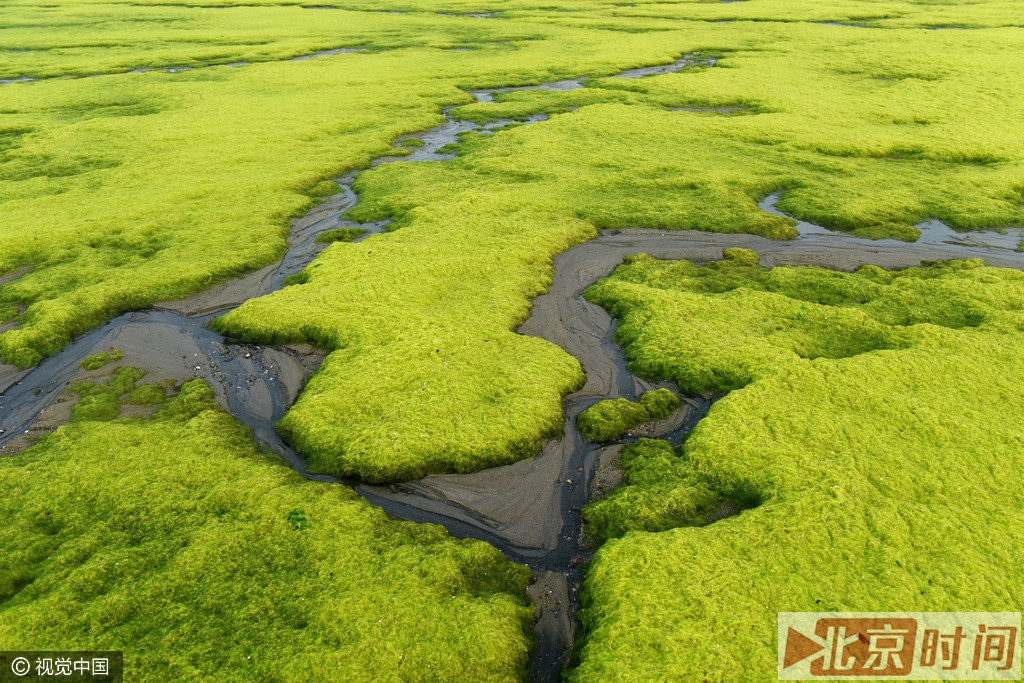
[
  {"xmin": 215, "ymin": 10, "xmax": 1024, "ymax": 481},
  {"xmin": 0, "ymin": 378, "xmax": 533, "ymax": 680},
  {"xmin": 570, "ymin": 254, "xmax": 1024, "ymax": 680},
  {"xmin": 583, "ymin": 438, "xmax": 749, "ymax": 540},
  {"xmin": 67, "ymin": 367, "xmax": 150, "ymax": 422},
  {"xmin": 2, "ymin": 2, "xmax": 1024, "ymax": 485},
  {"xmin": 0, "ymin": 12, "xmax": 724, "ymax": 369},
  {"xmin": 78, "ymin": 348, "xmax": 123, "ymax": 371},
  {"xmin": 576, "ymin": 388, "xmax": 681, "ymax": 442},
  {"xmin": 1, "ymin": 0, "xmax": 1024, "ymax": 678}
]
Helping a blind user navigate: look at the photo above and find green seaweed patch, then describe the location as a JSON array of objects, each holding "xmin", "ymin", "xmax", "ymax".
[
  {"xmin": 286, "ymin": 506, "xmax": 311, "ymax": 531},
  {"xmin": 578, "ymin": 399, "xmax": 648, "ymax": 442},
  {"xmin": 850, "ymin": 222, "xmax": 921, "ymax": 241},
  {"xmin": 50, "ymin": 96, "xmax": 163, "ymax": 123},
  {"xmin": 125, "ymin": 383, "xmax": 168, "ymax": 406},
  {"xmin": 452, "ymin": 87, "xmax": 638, "ymax": 125},
  {"xmin": 0, "ymin": 152, "xmax": 121, "ymax": 184},
  {"xmin": 577, "ymin": 388, "xmax": 681, "ymax": 442},
  {"xmin": 0, "ymin": 303, "xmax": 18, "ymax": 323},
  {"xmin": 0, "ymin": 127, "xmax": 33, "ymax": 155},
  {"xmin": 281, "ymin": 272, "xmax": 307, "ymax": 287},
  {"xmin": 68, "ymin": 366, "xmax": 147, "ymax": 422},
  {"xmin": 584, "ymin": 253, "xmax": 996, "ymax": 394},
  {"xmin": 315, "ymin": 227, "xmax": 368, "ymax": 243},
  {"xmin": 573, "ymin": 254, "xmax": 1024, "ymax": 680},
  {"xmin": 399, "ymin": 137, "xmax": 425, "ymax": 148},
  {"xmin": 8, "ymin": 3, "xmax": 1024, "ymax": 378},
  {"xmin": 720, "ymin": 247, "xmax": 760, "ymax": 266},
  {"xmin": 435, "ymin": 141, "xmax": 463, "ymax": 156},
  {"xmin": 78, "ymin": 348, "xmax": 124, "ymax": 371},
  {"xmin": 0, "ymin": 379, "xmax": 534, "ymax": 679},
  {"xmin": 583, "ymin": 439, "xmax": 753, "ymax": 540},
  {"xmin": 638, "ymin": 386, "xmax": 680, "ymax": 418},
  {"xmin": 307, "ymin": 179, "xmax": 341, "ymax": 198}
]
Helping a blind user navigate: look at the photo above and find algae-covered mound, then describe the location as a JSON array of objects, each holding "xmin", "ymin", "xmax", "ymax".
[
  {"xmin": 577, "ymin": 388, "xmax": 681, "ymax": 442},
  {"xmin": 572, "ymin": 254, "xmax": 1024, "ymax": 680},
  {"xmin": 0, "ymin": 379, "xmax": 533, "ymax": 681},
  {"xmin": 583, "ymin": 438, "xmax": 751, "ymax": 540},
  {"xmin": 67, "ymin": 367, "xmax": 162, "ymax": 422}
]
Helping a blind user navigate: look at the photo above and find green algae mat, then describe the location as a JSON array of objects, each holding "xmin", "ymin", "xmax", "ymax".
[
  {"xmin": 3, "ymin": 0, "xmax": 1024, "ymax": 678},
  {"xmin": 4, "ymin": 0, "xmax": 1024, "ymax": 481},
  {"xmin": 575, "ymin": 253, "xmax": 1024, "ymax": 680},
  {"xmin": 1, "ymin": 378, "xmax": 533, "ymax": 679},
  {"xmin": 213, "ymin": 13, "xmax": 1024, "ymax": 480},
  {"xmin": 577, "ymin": 388, "xmax": 680, "ymax": 442}
]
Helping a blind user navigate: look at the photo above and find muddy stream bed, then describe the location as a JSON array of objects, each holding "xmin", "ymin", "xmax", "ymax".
[{"xmin": 4, "ymin": 56, "xmax": 1024, "ymax": 681}]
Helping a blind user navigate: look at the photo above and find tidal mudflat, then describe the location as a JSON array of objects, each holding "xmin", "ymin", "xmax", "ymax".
[{"xmin": 2, "ymin": 0, "xmax": 1024, "ymax": 679}]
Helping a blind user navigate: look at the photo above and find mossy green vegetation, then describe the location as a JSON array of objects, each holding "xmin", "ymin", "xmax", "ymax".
[
  {"xmin": 1, "ymin": 378, "xmax": 533, "ymax": 680},
  {"xmin": 585, "ymin": 249, "xmax": 1000, "ymax": 393},
  {"xmin": 3, "ymin": 2, "xmax": 1023, "ymax": 486},
  {"xmin": 0, "ymin": 4, "xmax": 551, "ymax": 81},
  {"xmin": 1, "ymin": 11, "xmax": 721, "ymax": 369},
  {"xmin": 583, "ymin": 438, "xmax": 749, "ymax": 540},
  {"xmin": 571, "ymin": 254, "xmax": 1024, "ymax": 680},
  {"xmin": 68, "ymin": 367, "xmax": 148, "ymax": 422},
  {"xmin": 578, "ymin": 400, "xmax": 649, "ymax": 443},
  {"xmin": 213, "ymin": 3, "xmax": 1024, "ymax": 481},
  {"xmin": 78, "ymin": 348, "xmax": 123, "ymax": 371},
  {"xmin": 576, "ymin": 388, "xmax": 680, "ymax": 442},
  {"xmin": 0, "ymin": 303, "xmax": 18, "ymax": 324},
  {"xmin": 3, "ymin": 0, "xmax": 1024, "ymax": 678},
  {"xmin": 307, "ymin": 179, "xmax": 341, "ymax": 199},
  {"xmin": 124, "ymin": 382, "xmax": 169, "ymax": 406}
]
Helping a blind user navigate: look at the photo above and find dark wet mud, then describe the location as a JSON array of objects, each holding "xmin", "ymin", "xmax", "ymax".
[
  {"xmin": 0, "ymin": 309, "xmax": 320, "ymax": 456},
  {"xmin": 5, "ymin": 56, "xmax": 1024, "ymax": 681}
]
